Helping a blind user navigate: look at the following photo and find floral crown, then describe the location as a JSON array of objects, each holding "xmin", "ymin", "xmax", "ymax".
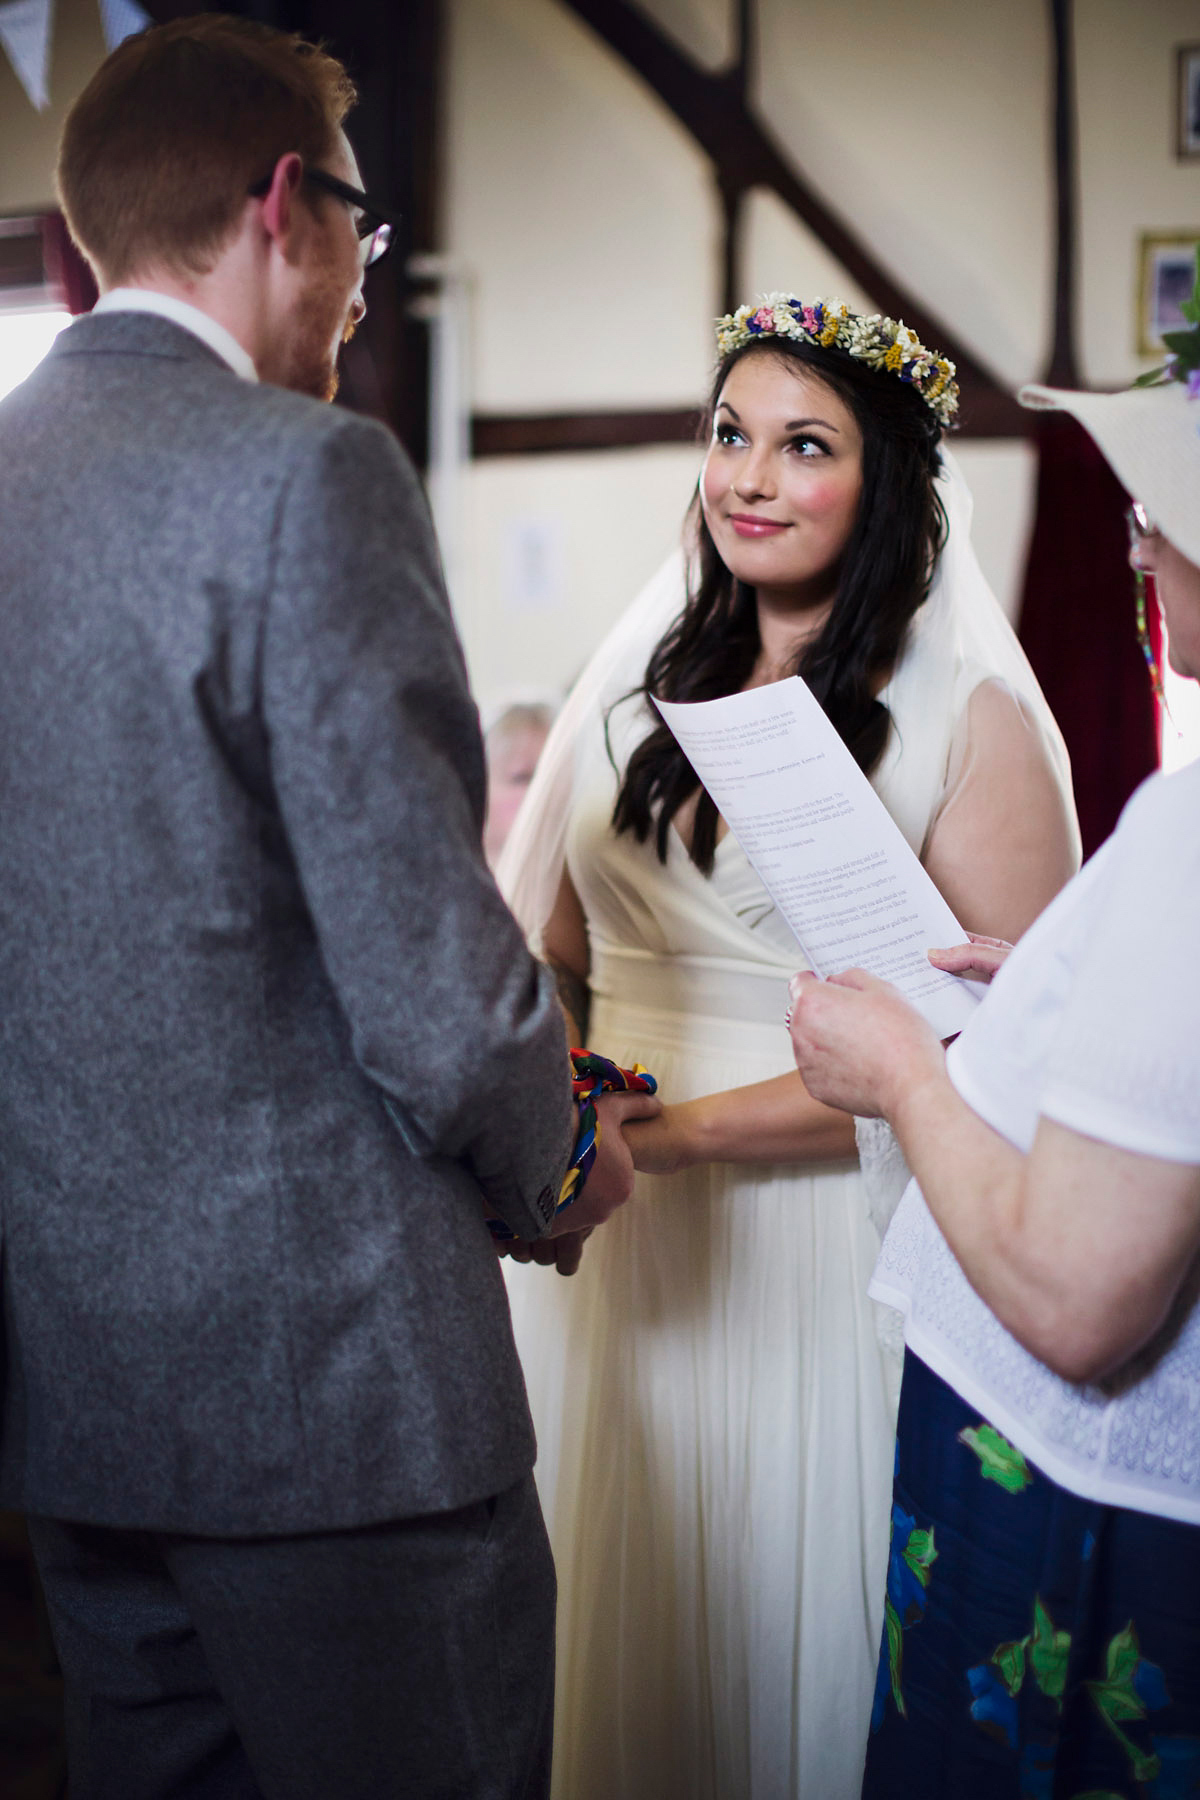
[
  {"xmin": 715, "ymin": 293, "xmax": 959, "ymax": 427},
  {"xmin": 1135, "ymin": 243, "xmax": 1200, "ymax": 397}
]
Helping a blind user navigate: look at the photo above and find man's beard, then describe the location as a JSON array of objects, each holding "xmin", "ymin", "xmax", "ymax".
[{"xmin": 279, "ymin": 287, "xmax": 359, "ymax": 402}]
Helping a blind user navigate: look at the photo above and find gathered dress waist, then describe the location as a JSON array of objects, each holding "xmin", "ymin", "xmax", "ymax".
[{"xmin": 588, "ymin": 940, "xmax": 796, "ymax": 1032}]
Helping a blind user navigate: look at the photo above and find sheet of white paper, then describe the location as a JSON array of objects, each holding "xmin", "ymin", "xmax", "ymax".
[{"xmin": 655, "ymin": 678, "xmax": 979, "ymax": 1038}]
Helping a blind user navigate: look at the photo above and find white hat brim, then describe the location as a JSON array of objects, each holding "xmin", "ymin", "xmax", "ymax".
[{"xmin": 1019, "ymin": 380, "xmax": 1200, "ymax": 568}]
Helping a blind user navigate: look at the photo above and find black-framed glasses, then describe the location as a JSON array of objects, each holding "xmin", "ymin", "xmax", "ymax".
[
  {"xmin": 1126, "ymin": 501, "xmax": 1160, "ymax": 552},
  {"xmin": 247, "ymin": 166, "xmax": 399, "ymax": 267}
]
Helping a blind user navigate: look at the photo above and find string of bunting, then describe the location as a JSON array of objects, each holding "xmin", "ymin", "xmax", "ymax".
[
  {"xmin": 0, "ymin": 0, "xmax": 151, "ymax": 114},
  {"xmin": 488, "ymin": 1050, "xmax": 657, "ymax": 1242}
]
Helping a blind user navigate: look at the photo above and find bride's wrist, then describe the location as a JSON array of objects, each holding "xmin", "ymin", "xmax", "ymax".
[{"xmin": 673, "ymin": 1098, "xmax": 716, "ymax": 1168}]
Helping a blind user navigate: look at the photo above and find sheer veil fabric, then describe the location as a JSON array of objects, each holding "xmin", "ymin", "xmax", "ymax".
[
  {"xmin": 498, "ymin": 450, "xmax": 1074, "ymax": 956},
  {"xmin": 498, "ymin": 449, "xmax": 1076, "ymax": 1246},
  {"xmin": 495, "ymin": 451, "xmax": 1077, "ymax": 1800}
]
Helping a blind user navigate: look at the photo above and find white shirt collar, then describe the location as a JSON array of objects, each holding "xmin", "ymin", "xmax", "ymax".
[{"xmin": 93, "ymin": 289, "xmax": 259, "ymax": 384}]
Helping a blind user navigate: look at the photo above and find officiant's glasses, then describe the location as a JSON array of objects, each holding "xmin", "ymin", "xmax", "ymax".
[{"xmin": 247, "ymin": 167, "xmax": 398, "ymax": 268}]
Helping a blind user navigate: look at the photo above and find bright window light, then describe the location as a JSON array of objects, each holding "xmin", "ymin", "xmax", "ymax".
[{"xmin": 0, "ymin": 307, "xmax": 71, "ymax": 403}]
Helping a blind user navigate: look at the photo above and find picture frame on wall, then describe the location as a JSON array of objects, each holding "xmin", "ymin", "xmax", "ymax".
[
  {"xmin": 1178, "ymin": 44, "xmax": 1200, "ymax": 160},
  {"xmin": 1137, "ymin": 233, "xmax": 1200, "ymax": 355}
]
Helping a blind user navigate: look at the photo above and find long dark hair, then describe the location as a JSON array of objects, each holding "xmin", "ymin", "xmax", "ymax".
[{"xmin": 611, "ymin": 335, "xmax": 947, "ymax": 873}]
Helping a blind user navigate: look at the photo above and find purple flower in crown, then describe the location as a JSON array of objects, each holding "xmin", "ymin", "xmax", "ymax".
[
  {"xmin": 1187, "ymin": 367, "xmax": 1200, "ymax": 399},
  {"xmin": 802, "ymin": 306, "xmax": 820, "ymax": 335},
  {"xmin": 749, "ymin": 306, "xmax": 774, "ymax": 333}
]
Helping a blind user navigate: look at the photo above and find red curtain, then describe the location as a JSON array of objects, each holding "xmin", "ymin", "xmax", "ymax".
[
  {"xmin": 40, "ymin": 212, "xmax": 98, "ymax": 314},
  {"xmin": 1017, "ymin": 413, "xmax": 1159, "ymax": 859}
]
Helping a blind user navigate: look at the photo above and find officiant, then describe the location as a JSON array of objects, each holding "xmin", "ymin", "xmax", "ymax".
[{"xmin": 788, "ymin": 283, "xmax": 1200, "ymax": 1796}]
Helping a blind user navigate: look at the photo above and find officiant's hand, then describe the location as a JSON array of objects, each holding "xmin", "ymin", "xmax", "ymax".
[
  {"xmin": 926, "ymin": 933, "xmax": 1013, "ymax": 984},
  {"xmin": 787, "ymin": 968, "xmax": 943, "ymax": 1120}
]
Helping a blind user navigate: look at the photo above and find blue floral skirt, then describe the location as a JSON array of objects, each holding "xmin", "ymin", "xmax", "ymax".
[{"xmin": 861, "ymin": 1350, "xmax": 1200, "ymax": 1800}]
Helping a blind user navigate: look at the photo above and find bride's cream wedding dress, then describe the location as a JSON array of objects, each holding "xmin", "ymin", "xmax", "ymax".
[{"xmin": 499, "ymin": 456, "xmax": 1075, "ymax": 1799}]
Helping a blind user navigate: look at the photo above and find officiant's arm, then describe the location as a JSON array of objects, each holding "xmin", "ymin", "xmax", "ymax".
[
  {"xmin": 921, "ymin": 680, "xmax": 1079, "ymax": 942},
  {"xmin": 787, "ymin": 968, "xmax": 1200, "ymax": 1385}
]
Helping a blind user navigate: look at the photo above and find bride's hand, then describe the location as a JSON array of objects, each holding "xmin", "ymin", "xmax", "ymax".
[
  {"xmin": 926, "ymin": 933, "xmax": 1014, "ymax": 984},
  {"xmin": 623, "ymin": 1103, "xmax": 702, "ymax": 1177}
]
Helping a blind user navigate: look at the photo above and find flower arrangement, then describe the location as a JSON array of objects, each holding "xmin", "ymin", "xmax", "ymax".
[{"xmin": 715, "ymin": 293, "xmax": 959, "ymax": 427}]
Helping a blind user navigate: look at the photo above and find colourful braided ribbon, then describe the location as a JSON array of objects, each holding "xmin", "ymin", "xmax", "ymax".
[{"xmin": 488, "ymin": 1049, "xmax": 658, "ymax": 1241}]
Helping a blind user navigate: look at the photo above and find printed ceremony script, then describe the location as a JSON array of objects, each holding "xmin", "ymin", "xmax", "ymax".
[{"xmin": 655, "ymin": 679, "xmax": 980, "ymax": 1039}]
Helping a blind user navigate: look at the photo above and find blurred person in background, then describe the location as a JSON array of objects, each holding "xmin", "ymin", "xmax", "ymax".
[
  {"xmin": 484, "ymin": 697, "xmax": 557, "ymax": 868},
  {"xmin": 0, "ymin": 17, "xmax": 649, "ymax": 1797},
  {"xmin": 788, "ymin": 265, "xmax": 1200, "ymax": 1799},
  {"xmin": 498, "ymin": 296, "xmax": 1081, "ymax": 1800}
]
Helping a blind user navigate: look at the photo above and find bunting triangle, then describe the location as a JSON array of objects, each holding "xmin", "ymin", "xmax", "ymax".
[
  {"xmin": 98, "ymin": 0, "xmax": 150, "ymax": 52},
  {"xmin": 0, "ymin": 0, "xmax": 53, "ymax": 110}
]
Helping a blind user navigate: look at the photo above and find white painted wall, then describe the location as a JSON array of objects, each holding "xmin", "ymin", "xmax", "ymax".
[
  {"xmin": 445, "ymin": 0, "xmax": 1199, "ymax": 710},
  {"xmin": 1076, "ymin": 0, "xmax": 1200, "ymax": 386},
  {"xmin": 0, "ymin": 0, "xmax": 107, "ymax": 213},
  {"xmin": 2, "ymin": 0, "xmax": 1195, "ymax": 708},
  {"xmin": 444, "ymin": 0, "xmax": 721, "ymax": 413}
]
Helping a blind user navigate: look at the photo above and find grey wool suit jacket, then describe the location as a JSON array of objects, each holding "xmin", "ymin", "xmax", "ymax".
[{"xmin": 0, "ymin": 312, "xmax": 573, "ymax": 1535}]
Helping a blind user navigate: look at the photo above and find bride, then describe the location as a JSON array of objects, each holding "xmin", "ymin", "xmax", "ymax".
[{"xmin": 499, "ymin": 296, "xmax": 1080, "ymax": 1799}]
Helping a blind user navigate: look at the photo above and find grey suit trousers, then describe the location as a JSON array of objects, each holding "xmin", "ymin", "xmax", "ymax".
[{"xmin": 28, "ymin": 1475, "xmax": 556, "ymax": 1800}]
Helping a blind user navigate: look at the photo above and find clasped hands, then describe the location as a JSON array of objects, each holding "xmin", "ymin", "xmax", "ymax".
[
  {"xmin": 501, "ymin": 935, "xmax": 1010, "ymax": 1277},
  {"xmin": 499, "ymin": 1086, "xmax": 661, "ymax": 1277}
]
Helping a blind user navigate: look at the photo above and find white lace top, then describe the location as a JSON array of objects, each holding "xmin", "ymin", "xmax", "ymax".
[{"xmin": 870, "ymin": 757, "xmax": 1200, "ymax": 1524}]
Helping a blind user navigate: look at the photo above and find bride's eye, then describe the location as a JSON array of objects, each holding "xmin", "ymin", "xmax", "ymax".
[
  {"xmin": 714, "ymin": 422, "xmax": 746, "ymax": 447},
  {"xmin": 790, "ymin": 434, "xmax": 830, "ymax": 458}
]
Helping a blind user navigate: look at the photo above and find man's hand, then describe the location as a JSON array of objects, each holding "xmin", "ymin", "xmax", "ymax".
[
  {"xmin": 549, "ymin": 1087, "xmax": 660, "ymax": 1236},
  {"xmin": 492, "ymin": 1088, "xmax": 660, "ymax": 1273},
  {"xmin": 497, "ymin": 1228, "xmax": 594, "ymax": 1277}
]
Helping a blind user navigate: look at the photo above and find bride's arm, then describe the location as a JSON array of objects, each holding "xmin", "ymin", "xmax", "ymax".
[
  {"xmin": 921, "ymin": 679, "xmax": 1079, "ymax": 941},
  {"xmin": 543, "ymin": 863, "xmax": 856, "ymax": 1171},
  {"xmin": 541, "ymin": 865, "xmax": 592, "ymax": 1045},
  {"xmin": 628, "ymin": 685, "xmax": 1078, "ymax": 1178},
  {"xmin": 624, "ymin": 1072, "xmax": 856, "ymax": 1172}
]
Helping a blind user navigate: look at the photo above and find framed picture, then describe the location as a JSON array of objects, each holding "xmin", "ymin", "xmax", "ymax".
[
  {"xmin": 1178, "ymin": 44, "xmax": 1200, "ymax": 160},
  {"xmin": 1137, "ymin": 232, "xmax": 1200, "ymax": 355}
]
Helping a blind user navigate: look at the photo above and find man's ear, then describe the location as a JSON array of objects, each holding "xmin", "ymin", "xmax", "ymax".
[{"xmin": 257, "ymin": 153, "xmax": 304, "ymax": 250}]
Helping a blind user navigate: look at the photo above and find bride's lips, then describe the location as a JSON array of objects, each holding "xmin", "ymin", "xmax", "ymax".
[{"xmin": 727, "ymin": 513, "xmax": 790, "ymax": 538}]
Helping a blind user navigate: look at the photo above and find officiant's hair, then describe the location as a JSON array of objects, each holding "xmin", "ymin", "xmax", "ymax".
[
  {"xmin": 57, "ymin": 16, "xmax": 355, "ymax": 288},
  {"xmin": 612, "ymin": 335, "xmax": 948, "ymax": 874}
]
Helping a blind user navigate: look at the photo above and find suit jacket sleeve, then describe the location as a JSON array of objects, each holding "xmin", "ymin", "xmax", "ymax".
[{"xmin": 261, "ymin": 410, "xmax": 572, "ymax": 1240}]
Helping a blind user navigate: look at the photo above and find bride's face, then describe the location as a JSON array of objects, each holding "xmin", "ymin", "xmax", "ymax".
[{"xmin": 700, "ymin": 352, "xmax": 864, "ymax": 614}]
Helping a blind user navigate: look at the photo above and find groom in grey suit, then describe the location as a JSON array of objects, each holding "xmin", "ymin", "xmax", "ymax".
[{"xmin": 0, "ymin": 17, "xmax": 654, "ymax": 1799}]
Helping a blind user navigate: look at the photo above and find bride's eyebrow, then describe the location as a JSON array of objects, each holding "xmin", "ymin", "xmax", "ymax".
[{"xmin": 715, "ymin": 401, "xmax": 841, "ymax": 434}]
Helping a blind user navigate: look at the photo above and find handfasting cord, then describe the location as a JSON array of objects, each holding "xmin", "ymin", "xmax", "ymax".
[
  {"xmin": 487, "ymin": 1050, "xmax": 658, "ymax": 1242},
  {"xmin": 1134, "ymin": 567, "xmax": 1166, "ymax": 706}
]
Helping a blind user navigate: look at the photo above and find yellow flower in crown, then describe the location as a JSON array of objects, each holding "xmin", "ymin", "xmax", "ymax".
[{"xmin": 712, "ymin": 292, "xmax": 959, "ymax": 426}]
